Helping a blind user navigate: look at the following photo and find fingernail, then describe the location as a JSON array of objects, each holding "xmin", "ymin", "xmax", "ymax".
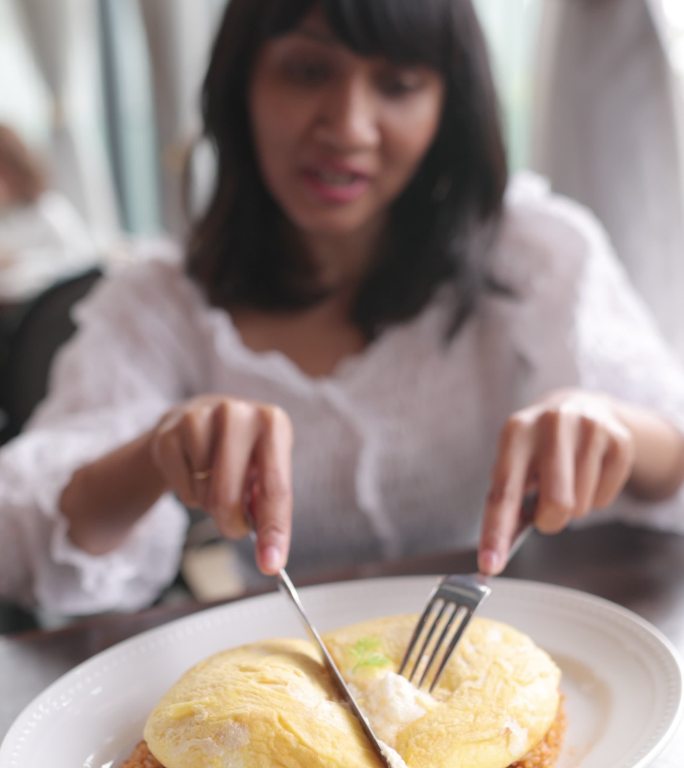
[
  {"xmin": 261, "ymin": 545, "xmax": 283, "ymax": 573},
  {"xmin": 480, "ymin": 549, "xmax": 501, "ymax": 575}
]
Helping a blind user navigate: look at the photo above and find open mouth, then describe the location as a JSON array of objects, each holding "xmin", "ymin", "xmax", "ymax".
[
  {"xmin": 312, "ymin": 169, "xmax": 365, "ymax": 186},
  {"xmin": 301, "ymin": 166, "xmax": 371, "ymax": 203}
]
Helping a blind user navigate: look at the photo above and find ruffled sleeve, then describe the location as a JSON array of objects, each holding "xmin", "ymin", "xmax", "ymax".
[
  {"xmin": 498, "ymin": 173, "xmax": 684, "ymax": 531},
  {"xmin": 0, "ymin": 257, "xmax": 202, "ymax": 615},
  {"xmin": 571, "ymin": 198, "xmax": 684, "ymax": 531}
]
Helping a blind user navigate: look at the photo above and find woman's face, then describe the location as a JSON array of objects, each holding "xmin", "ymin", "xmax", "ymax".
[{"xmin": 248, "ymin": 7, "xmax": 445, "ymax": 247}]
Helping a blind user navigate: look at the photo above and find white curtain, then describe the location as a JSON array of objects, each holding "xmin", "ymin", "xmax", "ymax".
[
  {"xmin": 532, "ymin": 0, "xmax": 684, "ymax": 362},
  {"xmin": 13, "ymin": 0, "xmax": 121, "ymax": 245},
  {"xmin": 138, "ymin": 0, "xmax": 215, "ymax": 241}
]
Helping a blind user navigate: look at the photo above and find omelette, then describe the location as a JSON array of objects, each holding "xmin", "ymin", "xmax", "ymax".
[{"xmin": 122, "ymin": 614, "xmax": 565, "ymax": 768}]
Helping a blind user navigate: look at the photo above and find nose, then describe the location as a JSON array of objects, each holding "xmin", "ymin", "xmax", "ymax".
[{"xmin": 313, "ymin": 76, "xmax": 380, "ymax": 151}]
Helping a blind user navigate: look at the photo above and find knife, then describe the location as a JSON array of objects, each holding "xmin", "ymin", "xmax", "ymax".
[
  {"xmin": 275, "ymin": 567, "xmax": 396, "ymax": 768},
  {"xmin": 246, "ymin": 505, "xmax": 395, "ymax": 768}
]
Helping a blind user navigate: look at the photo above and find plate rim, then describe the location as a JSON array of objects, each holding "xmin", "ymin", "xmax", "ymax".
[{"xmin": 2, "ymin": 576, "xmax": 683, "ymax": 768}]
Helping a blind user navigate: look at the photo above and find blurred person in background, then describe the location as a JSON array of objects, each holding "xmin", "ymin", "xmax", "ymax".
[
  {"xmin": 1, "ymin": 0, "xmax": 684, "ymax": 619},
  {"xmin": 0, "ymin": 123, "xmax": 95, "ymax": 306},
  {"xmin": 0, "ymin": 123, "xmax": 44, "ymax": 209}
]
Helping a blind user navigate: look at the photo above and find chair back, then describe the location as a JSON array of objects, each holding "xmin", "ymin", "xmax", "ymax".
[{"xmin": 0, "ymin": 267, "xmax": 102, "ymax": 442}]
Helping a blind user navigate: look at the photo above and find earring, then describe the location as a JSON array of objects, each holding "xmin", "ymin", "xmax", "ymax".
[{"xmin": 432, "ymin": 174, "xmax": 452, "ymax": 202}]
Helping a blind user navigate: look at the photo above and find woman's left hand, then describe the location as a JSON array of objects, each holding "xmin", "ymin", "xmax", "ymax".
[{"xmin": 478, "ymin": 389, "xmax": 635, "ymax": 575}]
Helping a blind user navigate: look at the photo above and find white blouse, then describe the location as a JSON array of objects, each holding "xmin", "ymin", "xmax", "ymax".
[{"xmin": 2, "ymin": 173, "xmax": 684, "ymax": 616}]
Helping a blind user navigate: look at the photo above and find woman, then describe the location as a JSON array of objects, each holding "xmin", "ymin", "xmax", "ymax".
[{"xmin": 1, "ymin": 0, "xmax": 684, "ymax": 616}]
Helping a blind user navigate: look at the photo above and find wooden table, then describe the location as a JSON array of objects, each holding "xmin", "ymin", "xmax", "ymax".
[{"xmin": 2, "ymin": 521, "xmax": 684, "ymax": 764}]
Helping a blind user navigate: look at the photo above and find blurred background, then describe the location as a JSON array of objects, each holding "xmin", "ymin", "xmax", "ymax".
[{"xmin": 1, "ymin": 0, "xmax": 684, "ymax": 438}]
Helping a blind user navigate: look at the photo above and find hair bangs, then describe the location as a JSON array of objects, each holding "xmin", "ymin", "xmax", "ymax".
[
  {"xmin": 256, "ymin": 0, "xmax": 315, "ymax": 40},
  {"xmin": 255, "ymin": 0, "xmax": 451, "ymax": 68},
  {"xmin": 322, "ymin": 0, "xmax": 451, "ymax": 68}
]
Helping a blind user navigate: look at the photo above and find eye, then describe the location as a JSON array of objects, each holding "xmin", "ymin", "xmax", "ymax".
[
  {"xmin": 281, "ymin": 55, "xmax": 332, "ymax": 87},
  {"xmin": 376, "ymin": 67, "xmax": 427, "ymax": 98}
]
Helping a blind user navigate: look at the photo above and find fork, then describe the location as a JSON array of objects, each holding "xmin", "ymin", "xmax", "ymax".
[{"xmin": 398, "ymin": 517, "xmax": 532, "ymax": 693}]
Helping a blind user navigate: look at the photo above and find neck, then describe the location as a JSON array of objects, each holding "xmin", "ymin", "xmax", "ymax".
[{"xmin": 283, "ymin": 216, "xmax": 389, "ymax": 304}]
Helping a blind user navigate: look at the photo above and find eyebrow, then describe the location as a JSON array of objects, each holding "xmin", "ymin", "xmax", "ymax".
[{"xmin": 290, "ymin": 24, "xmax": 340, "ymax": 46}]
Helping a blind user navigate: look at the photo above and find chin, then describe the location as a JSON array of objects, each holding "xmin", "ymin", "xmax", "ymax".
[{"xmin": 292, "ymin": 212, "xmax": 380, "ymax": 240}]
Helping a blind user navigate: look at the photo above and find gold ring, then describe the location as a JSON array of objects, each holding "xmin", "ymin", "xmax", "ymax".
[{"xmin": 192, "ymin": 469, "xmax": 211, "ymax": 481}]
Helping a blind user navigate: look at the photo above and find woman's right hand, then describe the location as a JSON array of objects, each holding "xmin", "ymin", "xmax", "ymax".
[{"xmin": 149, "ymin": 395, "xmax": 293, "ymax": 574}]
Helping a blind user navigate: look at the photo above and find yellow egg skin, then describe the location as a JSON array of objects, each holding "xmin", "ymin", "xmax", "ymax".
[
  {"xmin": 144, "ymin": 615, "xmax": 561, "ymax": 768},
  {"xmin": 326, "ymin": 615, "xmax": 561, "ymax": 768},
  {"xmin": 144, "ymin": 639, "xmax": 385, "ymax": 768}
]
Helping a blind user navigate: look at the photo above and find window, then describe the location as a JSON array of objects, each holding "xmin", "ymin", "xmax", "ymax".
[
  {"xmin": 475, "ymin": 0, "xmax": 542, "ymax": 171},
  {"xmin": 0, "ymin": 2, "xmax": 49, "ymax": 147}
]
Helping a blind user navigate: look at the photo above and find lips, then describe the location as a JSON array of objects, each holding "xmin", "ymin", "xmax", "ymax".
[{"xmin": 300, "ymin": 162, "xmax": 372, "ymax": 204}]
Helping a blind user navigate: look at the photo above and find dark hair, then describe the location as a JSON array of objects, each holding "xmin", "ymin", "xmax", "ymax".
[
  {"xmin": 0, "ymin": 124, "xmax": 46, "ymax": 205},
  {"xmin": 186, "ymin": 0, "xmax": 508, "ymax": 338}
]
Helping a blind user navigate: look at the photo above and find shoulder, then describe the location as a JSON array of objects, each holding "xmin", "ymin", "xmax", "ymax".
[
  {"xmin": 479, "ymin": 174, "xmax": 628, "ymax": 391},
  {"xmin": 93, "ymin": 240, "xmax": 198, "ymax": 305},
  {"xmin": 76, "ymin": 240, "xmax": 208, "ymax": 325},
  {"xmin": 491, "ymin": 172, "xmax": 616, "ymax": 292}
]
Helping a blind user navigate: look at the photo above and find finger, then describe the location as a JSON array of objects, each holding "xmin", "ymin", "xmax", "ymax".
[
  {"xmin": 593, "ymin": 428, "xmax": 634, "ymax": 508},
  {"xmin": 535, "ymin": 409, "xmax": 576, "ymax": 533},
  {"xmin": 152, "ymin": 430, "xmax": 198, "ymax": 508},
  {"xmin": 574, "ymin": 417, "xmax": 608, "ymax": 518},
  {"xmin": 179, "ymin": 407, "xmax": 215, "ymax": 506},
  {"xmin": 479, "ymin": 415, "xmax": 534, "ymax": 575},
  {"xmin": 207, "ymin": 401, "xmax": 260, "ymax": 538},
  {"xmin": 252, "ymin": 406, "xmax": 293, "ymax": 574}
]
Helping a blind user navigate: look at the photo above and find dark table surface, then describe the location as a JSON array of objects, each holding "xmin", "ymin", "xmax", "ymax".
[{"xmin": 2, "ymin": 521, "xmax": 684, "ymax": 763}]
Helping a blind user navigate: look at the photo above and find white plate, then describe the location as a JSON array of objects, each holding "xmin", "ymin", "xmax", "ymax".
[{"xmin": 1, "ymin": 577, "xmax": 682, "ymax": 768}]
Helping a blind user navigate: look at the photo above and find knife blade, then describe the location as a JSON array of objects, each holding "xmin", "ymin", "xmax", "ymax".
[
  {"xmin": 247, "ymin": 515, "xmax": 395, "ymax": 767},
  {"xmin": 275, "ymin": 568, "xmax": 396, "ymax": 768}
]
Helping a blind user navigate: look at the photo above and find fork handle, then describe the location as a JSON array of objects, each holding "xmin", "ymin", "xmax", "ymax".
[
  {"xmin": 506, "ymin": 520, "xmax": 531, "ymax": 564},
  {"xmin": 503, "ymin": 492, "xmax": 536, "ymax": 567}
]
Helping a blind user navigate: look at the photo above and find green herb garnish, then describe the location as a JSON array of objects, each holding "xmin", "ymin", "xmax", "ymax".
[{"xmin": 349, "ymin": 637, "xmax": 391, "ymax": 673}]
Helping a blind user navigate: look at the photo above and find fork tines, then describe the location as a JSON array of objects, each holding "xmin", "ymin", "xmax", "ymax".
[{"xmin": 398, "ymin": 574, "xmax": 492, "ymax": 693}]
